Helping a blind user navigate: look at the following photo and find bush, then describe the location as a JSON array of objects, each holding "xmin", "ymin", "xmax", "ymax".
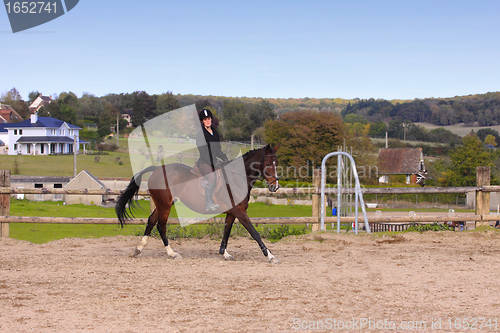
[
  {"xmin": 97, "ymin": 142, "xmax": 118, "ymax": 152},
  {"xmin": 406, "ymin": 223, "xmax": 453, "ymax": 232},
  {"xmin": 260, "ymin": 225, "xmax": 307, "ymax": 241}
]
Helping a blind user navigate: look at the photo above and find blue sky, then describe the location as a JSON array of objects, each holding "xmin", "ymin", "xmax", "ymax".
[{"xmin": 1, "ymin": 0, "xmax": 499, "ymax": 101}]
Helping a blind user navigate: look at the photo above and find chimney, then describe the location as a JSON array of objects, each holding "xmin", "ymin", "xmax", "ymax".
[{"xmin": 31, "ymin": 113, "xmax": 38, "ymax": 124}]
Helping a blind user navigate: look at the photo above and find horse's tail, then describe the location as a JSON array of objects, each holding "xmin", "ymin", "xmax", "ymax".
[{"xmin": 116, "ymin": 165, "xmax": 157, "ymax": 227}]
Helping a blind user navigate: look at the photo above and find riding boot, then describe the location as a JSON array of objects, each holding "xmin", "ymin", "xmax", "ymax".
[{"xmin": 205, "ymin": 183, "xmax": 219, "ymax": 211}]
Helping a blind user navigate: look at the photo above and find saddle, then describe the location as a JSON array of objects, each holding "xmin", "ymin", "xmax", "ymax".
[{"xmin": 190, "ymin": 163, "xmax": 224, "ymax": 195}]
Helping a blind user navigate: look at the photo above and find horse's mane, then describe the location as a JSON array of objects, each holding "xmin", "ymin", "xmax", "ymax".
[
  {"xmin": 218, "ymin": 145, "xmax": 268, "ymax": 167},
  {"xmin": 242, "ymin": 145, "xmax": 267, "ymax": 159}
]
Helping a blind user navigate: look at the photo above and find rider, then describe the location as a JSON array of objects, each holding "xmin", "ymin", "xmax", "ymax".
[{"xmin": 196, "ymin": 109, "xmax": 229, "ymax": 211}]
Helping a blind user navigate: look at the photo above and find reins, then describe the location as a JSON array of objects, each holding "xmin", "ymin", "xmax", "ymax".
[{"xmin": 216, "ymin": 152, "xmax": 279, "ymax": 185}]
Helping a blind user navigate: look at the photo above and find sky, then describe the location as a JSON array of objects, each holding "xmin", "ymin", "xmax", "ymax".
[{"xmin": 1, "ymin": 0, "xmax": 499, "ymax": 101}]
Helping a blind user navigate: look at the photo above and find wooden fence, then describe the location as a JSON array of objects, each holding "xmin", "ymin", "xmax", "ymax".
[{"xmin": 1, "ymin": 167, "xmax": 499, "ymax": 238}]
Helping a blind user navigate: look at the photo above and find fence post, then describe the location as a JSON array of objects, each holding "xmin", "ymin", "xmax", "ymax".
[
  {"xmin": 0, "ymin": 170, "xmax": 10, "ymax": 238},
  {"xmin": 311, "ymin": 168, "xmax": 321, "ymax": 232},
  {"xmin": 476, "ymin": 166, "xmax": 490, "ymax": 228}
]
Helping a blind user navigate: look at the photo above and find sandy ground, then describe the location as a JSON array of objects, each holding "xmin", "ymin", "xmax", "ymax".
[{"xmin": 1, "ymin": 230, "xmax": 500, "ymax": 333}]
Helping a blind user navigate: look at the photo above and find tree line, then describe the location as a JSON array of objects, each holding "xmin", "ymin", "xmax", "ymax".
[
  {"xmin": 342, "ymin": 92, "xmax": 500, "ymax": 126},
  {"xmin": 0, "ymin": 88, "xmax": 277, "ymax": 143}
]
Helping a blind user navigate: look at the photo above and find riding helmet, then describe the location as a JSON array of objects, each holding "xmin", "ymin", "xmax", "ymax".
[{"xmin": 199, "ymin": 109, "xmax": 213, "ymax": 121}]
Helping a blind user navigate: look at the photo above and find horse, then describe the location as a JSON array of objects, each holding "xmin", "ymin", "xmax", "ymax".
[{"xmin": 115, "ymin": 144, "xmax": 281, "ymax": 263}]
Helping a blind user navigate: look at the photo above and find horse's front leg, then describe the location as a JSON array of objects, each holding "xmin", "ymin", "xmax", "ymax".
[
  {"xmin": 133, "ymin": 209, "xmax": 158, "ymax": 257},
  {"xmin": 219, "ymin": 214, "xmax": 236, "ymax": 261},
  {"xmin": 235, "ymin": 211, "xmax": 280, "ymax": 264}
]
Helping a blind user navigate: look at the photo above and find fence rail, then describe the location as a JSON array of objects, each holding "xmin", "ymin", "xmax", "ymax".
[
  {"xmin": 0, "ymin": 214, "xmax": 492, "ymax": 225},
  {"xmin": 2, "ymin": 185, "xmax": 500, "ymax": 196}
]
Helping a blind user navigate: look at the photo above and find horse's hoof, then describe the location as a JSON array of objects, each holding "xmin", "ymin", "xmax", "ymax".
[
  {"xmin": 171, "ymin": 253, "xmax": 183, "ymax": 260},
  {"xmin": 131, "ymin": 248, "xmax": 141, "ymax": 257},
  {"xmin": 269, "ymin": 257, "xmax": 281, "ymax": 264},
  {"xmin": 224, "ymin": 255, "xmax": 235, "ymax": 261}
]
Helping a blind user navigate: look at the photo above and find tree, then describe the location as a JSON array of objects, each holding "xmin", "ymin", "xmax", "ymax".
[
  {"xmin": 264, "ymin": 110, "xmax": 344, "ymax": 180},
  {"xmin": 387, "ymin": 118, "xmax": 404, "ymax": 139},
  {"xmin": 38, "ymin": 93, "xmax": 77, "ymax": 124},
  {"xmin": 438, "ymin": 134, "xmax": 497, "ymax": 187},
  {"xmin": 344, "ymin": 114, "xmax": 367, "ymax": 124},
  {"xmin": 476, "ymin": 128, "xmax": 500, "ymax": 144},
  {"xmin": 156, "ymin": 91, "xmax": 181, "ymax": 115},
  {"xmin": 484, "ymin": 134, "xmax": 497, "ymax": 147},
  {"xmin": 79, "ymin": 92, "xmax": 103, "ymax": 118},
  {"xmin": 131, "ymin": 91, "xmax": 156, "ymax": 127},
  {"xmin": 368, "ymin": 121, "xmax": 387, "ymax": 138},
  {"xmin": 98, "ymin": 102, "xmax": 119, "ymax": 137}
]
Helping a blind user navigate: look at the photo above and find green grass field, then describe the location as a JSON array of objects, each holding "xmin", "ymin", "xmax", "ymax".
[
  {"xmin": 1, "ymin": 151, "xmax": 134, "ymax": 178},
  {"xmin": 8, "ymin": 200, "xmax": 313, "ymax": 244}
]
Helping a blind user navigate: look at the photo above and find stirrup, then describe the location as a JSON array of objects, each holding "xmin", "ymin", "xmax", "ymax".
[{"xmin": 206, "ymin": 203, "xmax": 220, "ymax": 211}]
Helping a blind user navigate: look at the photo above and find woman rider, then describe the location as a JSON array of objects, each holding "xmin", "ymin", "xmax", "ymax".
[{"xmin": 196, "ymin": 109, "xmax": 228, "ymax": 211}]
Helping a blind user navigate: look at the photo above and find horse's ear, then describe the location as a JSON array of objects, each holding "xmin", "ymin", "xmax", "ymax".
[{"xmin": 272, "ymin": 143, "xmax": 280, "ymax": 153}]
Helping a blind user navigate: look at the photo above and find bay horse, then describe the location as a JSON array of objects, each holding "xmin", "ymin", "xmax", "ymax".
[{"xmin": 116, "ymin": 144, "xmax": 281, "ymax": 263}]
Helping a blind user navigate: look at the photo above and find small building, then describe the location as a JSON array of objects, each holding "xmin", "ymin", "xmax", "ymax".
[
  {"xmin": 121, "ymin": 109, "xmax": 133, "ymax": 127},
  {"xmin": 11, "ymin": 175, "xmax": 71, "ymax": 201},
  {"xmin": 29, "ymin": 95, "xmax": 52, "ymax": 114},
  {"xmin": 64, "ymin": 170, "xmax": 106, "ymax": 205},
  {"xmin": 378, "ymin": 148, "xmax": 427, "ymax": 185}
]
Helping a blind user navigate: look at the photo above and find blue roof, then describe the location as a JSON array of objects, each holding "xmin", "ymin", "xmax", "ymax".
[
  {"xmin": 16, "ymin": 136, "xmax": 89, "ymax": 144},
  {"xmin": 0, "ymin": 123, "xmax": 8, "ymax": 133},
  {"xmin": 4, "ymin": 117, "xmax": 81, "ymax": 129}
]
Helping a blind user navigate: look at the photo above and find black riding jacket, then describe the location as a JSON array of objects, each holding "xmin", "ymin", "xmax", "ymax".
[{"xmin": 196, "ymin": 126, "xmax": 228, "ymax": 167}]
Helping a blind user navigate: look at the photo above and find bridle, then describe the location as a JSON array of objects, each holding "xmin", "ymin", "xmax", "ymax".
[{"xmin": 261, "ymin": 154, "xmax": 280, "ymax": 185}]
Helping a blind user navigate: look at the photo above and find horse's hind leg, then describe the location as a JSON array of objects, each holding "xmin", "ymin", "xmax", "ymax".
[
  {"xmin": 133, "ymin": 209, "xmax": 159, "ymax": 257},
  {"xmin": 157, "ymin": 205, "xmax": 182, "ymax": 260},
  {"xmin": 234, "ymin": 210, "xmax": 280, "ymax": 264}
]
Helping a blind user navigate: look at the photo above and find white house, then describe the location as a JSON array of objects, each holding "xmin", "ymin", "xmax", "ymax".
[
  {"xmin": 0, "ymin": 123, "xmax": 8, "ymax": 148},
  {"xmin": 5, "ymin": 114, "xmax": 88, "ymax": 155}
]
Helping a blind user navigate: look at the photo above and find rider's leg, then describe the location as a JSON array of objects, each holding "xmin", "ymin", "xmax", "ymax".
[{"xmin": 199, "ymin": 163, "xmax": 219, "ymax": 211}]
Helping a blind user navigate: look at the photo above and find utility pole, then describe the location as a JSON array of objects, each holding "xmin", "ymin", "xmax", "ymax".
[
  {"xmin": 73, "ymin": 135, "xmax": 77, "ymax": 177},
  {"xmin": 116, "ymin": 114, "xmax": 119, "ymax": 148}
]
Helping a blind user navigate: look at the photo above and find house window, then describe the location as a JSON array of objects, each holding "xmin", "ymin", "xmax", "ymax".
[
  {"xmin": 53, "ymin": 183, "xmax": 63, "ymax": 201},
  {"xmin": 27, "ymin": 144, "xmax": 30, "ymax": 154},
  {"xmin": 61, "ymin": 129, "xmax": 65, "ymax": 135},
  {"xmin": 34, "ymin": 183, "xmax": 44, "ymax": 201},
  {"xmin": 19, "ymin": 129, "xmax": 22, "ymax": 135},
  {"xmin": 14, "ymin": 144, "xmax": 17, "ymax": 150},
  {"xmin": 40, "ymin": 144, "xmax": 44, "ymax": 154},
  {"xmin": 14, "ymin": 129, "xmax": 17, "ymax": 135}
]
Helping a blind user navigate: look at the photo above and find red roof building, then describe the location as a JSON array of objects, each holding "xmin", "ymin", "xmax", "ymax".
[{"xmin": 377, "ymin": 148, "xmax": 427, "ymax": 185}]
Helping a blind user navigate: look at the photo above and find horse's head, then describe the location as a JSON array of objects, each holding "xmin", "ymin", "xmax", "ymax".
[{"xmin": 261, "ymin": 144, "xmax": 280, "ymax": 192}]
